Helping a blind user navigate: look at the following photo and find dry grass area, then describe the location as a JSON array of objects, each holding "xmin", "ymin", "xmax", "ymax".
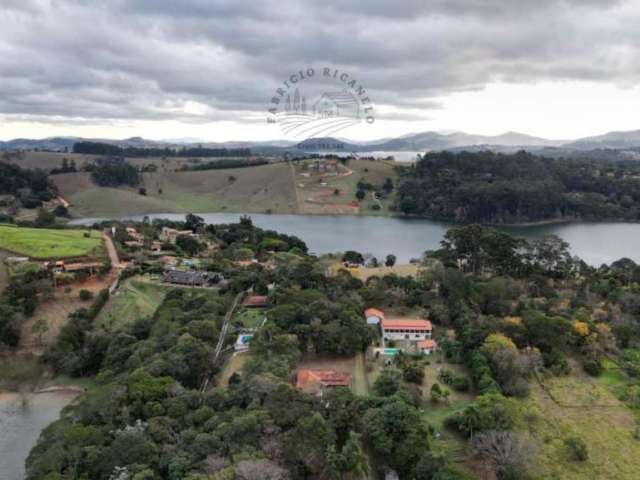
[
  {"xmin": 295, "ymin": 159, "xmax": 398, "ymax": 215},
  {"xmin": 297, "ymin": 353, "xmax": 373, "ymax": 396},
  {"xmin": 526, "ymin": 373, "xmax": 640, "ymax": 479},
  {"xmin": 327, "ymin": 262, "xmax": 420, "ymax": 281},
  {"xmin": 19, "ymin": 273, "xmax": 115, "ymax": 354},
  {"xmin": 4, "ymin": 151, "xmax": 99, "ymax": 170},
  {"xmin": 217, "ymin": 354, "xmax": 248, "ymax": 387}
]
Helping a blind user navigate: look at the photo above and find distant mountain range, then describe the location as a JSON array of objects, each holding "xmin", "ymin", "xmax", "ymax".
[{"xmin": 3, "ymin": 129, "xmax": 640, "ymax": 156}]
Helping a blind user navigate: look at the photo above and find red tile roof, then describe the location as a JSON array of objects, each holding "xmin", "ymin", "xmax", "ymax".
[
  {"xmin": 296, "ymin": 369, "xmax": 351, "ymax": 393},
  {"xmin": 243, "ymin": 295, "xmax": 269, "ymax": 307},
  {"xmin": 418, "ymin": 339, "xmax": 438, "ymax": 350},
  {"xmin": 365, "ymin": 308, "xmax": 385, "ymax": 319},
  {"xmin": 381, "ymin": 318, "xmax": 432, "ymax": 330}
]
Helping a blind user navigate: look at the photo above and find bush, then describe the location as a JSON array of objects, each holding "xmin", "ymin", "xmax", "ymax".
[
  {"xmin": 582, "ymin": 355, "xmax": 603, "ymax": 376},
  {"xmin": 79, "ymin": 289, "xmax": 93, "ymax": 301},
  {"xmin": 451, "ymin": 376, "xmax": 470, "ymax": 392},
  {"xmin": 565, "ymin": 436, "xmax": 588, "ymax": 461}
]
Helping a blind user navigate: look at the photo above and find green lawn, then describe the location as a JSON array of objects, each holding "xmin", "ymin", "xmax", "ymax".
[
  {"xmin": 0, "ymin": 224, "xmax": 102, "ymax": 259},
  {"xmin": 233, "ymin": 309, "xmax": 265, "ymax": 330},
  {"xmin": 95, "ymin": 276, "xmax": 168, "ymax": 331}
]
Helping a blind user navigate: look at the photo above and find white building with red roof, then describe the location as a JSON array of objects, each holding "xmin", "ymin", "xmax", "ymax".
[{"xmin": 381, "ymin": 318, "xmax": 432, "ymax": 342}]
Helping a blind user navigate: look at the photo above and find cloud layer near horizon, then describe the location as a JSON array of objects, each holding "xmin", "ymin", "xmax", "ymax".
[{"xmin": 1, "ymin": 0, "xmax": 639, "ymax": 137}]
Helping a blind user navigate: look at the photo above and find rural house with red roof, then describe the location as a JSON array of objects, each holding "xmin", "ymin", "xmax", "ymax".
[
  {"xmin": 381, "ymin": 318, "xmax": 432, "ymax": 342},
  {"xmin": 365, "ymin": 307, "xmax": 385, "ymax": 325},
  {"xmin": 418, "ymin": 339, "xmax": 438, "ymax": 355},
  {"xmin": 295, "ymin": 369, "xmax": 352, "ymax": 396}
]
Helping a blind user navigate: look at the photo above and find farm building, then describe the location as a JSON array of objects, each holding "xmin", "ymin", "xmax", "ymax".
[
  {"xmin": 242, "ymin": 295, "xmax": 269, "ymax": 308},
  {"xmin": 44, "ymin": 260, "xmax": 102, "ymax": 275},
  {"xmin": 418, "ymin": 339, "xmax": 438, "ymax": 355},
  {"xmin": 295, "ymin": 369, "xmax": 351, "ymax": 396},
  {"xmin": 364, "ymin": 307, "xmax": 385, "ymax": 325},
  {"xmin": 162, "ymin": 270, "xmax": 222, "ymax": 287},
  {"xmin": 381, "ymin": 318, "xmax": 432, "ymax": 342}
]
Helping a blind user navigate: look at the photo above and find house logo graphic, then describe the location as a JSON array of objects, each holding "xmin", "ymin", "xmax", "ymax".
[{"xmin": 267, "ymin": 67, "xmax": 374, "ymax": 139}]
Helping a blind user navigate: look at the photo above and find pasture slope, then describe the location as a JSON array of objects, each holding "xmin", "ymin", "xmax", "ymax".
[
  {"xmin": 0, "ymin": 224, "xmax": 103, "ymax": 259},
  {"xmin": 53, "ymin": 162, "xmax": 299, "ymax": 217},
  {"xmin": 526, "ymin": 369, "xmax": 640, "ymax": 479}
]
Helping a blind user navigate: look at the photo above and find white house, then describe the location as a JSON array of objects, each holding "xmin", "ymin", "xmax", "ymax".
[
  {"xmin": 418, "ymin": 339, "xmax": 438, "ymax": 355},
  {"xmin": 381, "ymin": 318, "xmax": 432, "ymax": 342},
  {"xmin": 365, "ymin": 307, "xmax": 385, "ymax": 325}
]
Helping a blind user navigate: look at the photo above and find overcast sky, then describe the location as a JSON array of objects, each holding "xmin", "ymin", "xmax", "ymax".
[{"xmin": 1, "ymin": 0, "xmax": 640, "ymax": 142}]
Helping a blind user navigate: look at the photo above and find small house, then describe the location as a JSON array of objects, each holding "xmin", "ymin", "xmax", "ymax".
[
  {"xmin": 242, "ymin": 295, "xmax": 269, "ymax": 308},
  {"xmin": 295, "ymin": 369, "xmax": 351, "ymax": 395},
  {"xmin": 365, "ymin": 307, "xmax": 385, "ymax": 325},
  {"xmin": 381, "ymin": 318, "xmax": 432, "ymax": 342},
  {"xmin": 161, "ymin": 227, "xmax": 195, "ymax": 243},
  {"xmin": 126, "ymin": 227, "xmax": 142, "ymax": 241},
  {"xmin": 418, "ymin": 339, "xmax": 438, "ymax": 355}
]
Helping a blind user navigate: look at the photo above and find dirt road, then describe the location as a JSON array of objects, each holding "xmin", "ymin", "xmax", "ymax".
[{"xmin": 102, "ymin": 231, "xmax": 122, "ymax": 268}]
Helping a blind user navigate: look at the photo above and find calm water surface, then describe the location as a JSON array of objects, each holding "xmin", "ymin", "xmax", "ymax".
[
  {"xmin": 71, "ymin": 213, "xmax": 640, "ymax": 266},
  {"xmin": 0, "ymin": 392, "xmax": 77, "ymax": 480}
]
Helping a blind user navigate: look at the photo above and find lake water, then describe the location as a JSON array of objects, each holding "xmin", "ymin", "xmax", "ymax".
[
  {"xmin": 0, "ymin": 391, "xmax": 78, "ymax": 480},
  {"xmin": 71, "ymin": 213, "xmax": 640, "ymax": 266}
]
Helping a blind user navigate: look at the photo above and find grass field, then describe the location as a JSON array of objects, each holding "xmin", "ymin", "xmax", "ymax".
[
  {"xmin": 233, "ymin": 309, "xmax": 265, "ymax": 330},
  {"xmin": 526, "ymin": 372, "xmax": 640, "ymax": 479},
  {"xmin": 53, "ymin": 162, "xmax": 299, "ymax": 217},
  {"xmin": 95, "ymin": 276, "xmax": 168, "ymax": 331},
  {"xmin": 0, "ymin": 224, "xmax": 102, "ymax": 259}
]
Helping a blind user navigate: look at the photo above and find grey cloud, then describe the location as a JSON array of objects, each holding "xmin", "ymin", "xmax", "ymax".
[{"xmin": 0, "ymin": 0, "xmax": 638, "ymax": 125}]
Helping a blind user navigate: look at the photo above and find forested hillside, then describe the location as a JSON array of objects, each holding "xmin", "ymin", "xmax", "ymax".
[
  {"xmin": 0, "ymin": 162, "xmax": 57, "ymax": 208},
  {"xmin": 18, "ymin": 218, "xmax": 640, "ymax": 479},
  {"xmin": 396, "ymin": 151, "xmax": 640, "ymax": 223}
]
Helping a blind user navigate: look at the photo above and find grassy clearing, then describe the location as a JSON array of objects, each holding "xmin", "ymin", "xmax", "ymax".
[
  {"xmin": 329, "ymin": 263, "xmax": 420, "ymax": 281},
  {"xmin": 233, "ymin": 309, "xmax": 265, "ymax": 330},
  {"xmin": 527, "ymin": 374, "xmax": 640, "ymax": 479},
  {"xmin": 217, "ymin": 354, "xmax": 248, "ymax": 387},
  {"xmin": 0, "ymin": 224, "xmax": 102, "ymax": 259},
  {"xmin": 95, "ymin": 276, "xmax": 168, "ymax": 331},
  {"xmin": 0, "ymin": 250, "xmax": 9, "ymax": 291},
  {"xmin": 421, "ymin": 358, "xmax": 474, "ymax": 433}
]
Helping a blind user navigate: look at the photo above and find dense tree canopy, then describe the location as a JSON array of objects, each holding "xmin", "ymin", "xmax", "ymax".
[{"xmin": 396, "ymin": 151, "xmax": 640, "ymax": 223}]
